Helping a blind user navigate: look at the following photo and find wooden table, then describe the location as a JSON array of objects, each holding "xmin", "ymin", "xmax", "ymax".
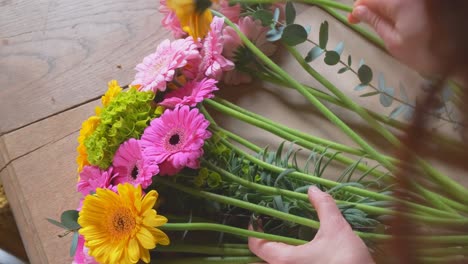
[{"xmin": 1, "ymin": 1, "xmax": 464, "ymax": 263}]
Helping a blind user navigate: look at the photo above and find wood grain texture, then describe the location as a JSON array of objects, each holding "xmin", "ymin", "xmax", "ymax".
[
  {"xmin": 0, "ymin": 0, "xmax": 169, "ymax": 133},
  {"xmin": 0, "ymin": 99, "xmax": 98, "ymax": 263}
]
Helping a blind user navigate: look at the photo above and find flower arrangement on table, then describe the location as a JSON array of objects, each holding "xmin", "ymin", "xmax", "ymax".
[{"xmin": 49, "ymin": 0, "xmax": 468, "ymax": 263}]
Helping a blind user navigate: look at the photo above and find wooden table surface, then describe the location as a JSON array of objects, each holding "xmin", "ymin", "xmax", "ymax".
[{"xmin": 1, "ymin": 1, "xmax": 465, "ymax": 263}]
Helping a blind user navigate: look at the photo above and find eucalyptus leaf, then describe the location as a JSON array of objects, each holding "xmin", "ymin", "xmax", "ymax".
[
  {"xmin": 266, "ymin": 26, "xmax": 284, "ymax": 42},
  {"xmin": 282, "ymin": 24, "xmax": 308, "ymax": 46},
  {"xmin": 285, "ymin": 2, "xmax": 296, "ymax": 25},
  {"xmin": 319, "ymin": 21, "xmax": 329, "ymax": 49},
  {"xmin": 354, "ymin": 84, "xmax": 367, "ymax": 91},
  {"xmin": 46, "ymin": 218, "xmax": 68, "ymax": 230},
  {"xmin": 389, "ymin": 105, "xmax": 405, "ymax": 119},
  {"xmin": 324, "ymin": 50, "xmax": 340, "ymax": 65},
  {"xmin": 358, "ymin": 58, "xmax": 365, "ymax": 67},
  {"xmin": 399, "ymin": 82, "xmax": 409, "ymax": 103},
  {"xmin": 360, "ymin": 91, "xmax": 380, "ymax": 97},
  {"xmin": 404, "ymin": 106, "xmax": 414, "ymax": 121},
  {"xmin": 61, "ymin": 210, "xmax": 80, "ymax": 230},
  {"xmin": 338, "ymin": 67, "xmax": 348, "ymax": 74},
  {"xmin": 379, "ymin": 87, "xmax": 395, "ymax": 107},
  {"xmin": 70, "ymin": 231, "xmax": 79, "ymax": 257},
  {"xmin": 378, "ymin": 73, "xmax": 385, "ymax": 91},
  {"xmin": 357, "ymin": 65, "xmax": 373, "ymax": 85},
  {"xmin": 347, "ymin": 55, "xmax": 352, "ymax": 66},
  {"xmin": 334, "ymin": 41, "xmax": 344, "ymax": 56},
  {"xmin": 305, "ymin": 46, "xmax": 324, "ymax": 62},
  {"xmin": 253, "ymin": 9, "xmax": 273, "ymax": 26},
  {"xmin": 273, "ymin": 7, "xmax": 280, "ymax": 24}
]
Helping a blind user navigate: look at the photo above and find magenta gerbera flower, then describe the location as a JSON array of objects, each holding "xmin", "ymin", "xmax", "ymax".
[
  {"xmin": 140, "ymin": 106, "xmax": 211, "ymax": 176},
  {"xmin": 159, "ymin": 78, "xmax": 218, "ymax": 108},
  {"xmin": 77, "ymin": 165, "xmax": 116, "ymax": 196},
  {"xmin": 111, "ymin": 138, "xmax": 159, "ymax": 189},
  {"xmin": 132, "ymin": 38, "xmax": 201, "ymax": 92},
  {"xmin": 199, "ymin": 16, "xmax": 234, "ymax": 80}
]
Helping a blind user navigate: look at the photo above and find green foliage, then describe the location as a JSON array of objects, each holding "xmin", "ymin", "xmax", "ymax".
[
  {"xmin": 61, "ymin": 210, "xmax": 80, "ymax": 230},
  {"xmin": 319, "ymin": 21, "xmax": 329, "ymax": 49},
  {"xmin": 357, "ymin": 64, "xmax": 373, "ymax": 85},
  {"xmin": 202, "ymin": 138, "xmax": 384, "ymax": 236},
  {"xmin": 324, "ymin": 51, "xmax": 340, "ymax": 65},
  {"xmin": 70, "ymin": 231, "xmax": 79, "ymax": 257},
  {"xmin": 285, "ymin": 2, "xmax": 296, "ymax": 25},
  {"xmin": 305, "ymin": 46, "xmax": 324, "ymax": 62},
  {"xmin": 282, "ymin": 24, "xmax": 308, "ymax": 46},
  {"xmin": 252, "ymin": 9, "xmax": 273, "ymax": 26},
  {"xmin": 85, "ymin": 88, "xmax": 156, "ymax": 169}
]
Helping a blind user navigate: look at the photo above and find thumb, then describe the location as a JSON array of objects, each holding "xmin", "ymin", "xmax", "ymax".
[
  {"xmin": 307, "ymin": 186, "xmax": 351, "ymax": 235},
  {"xmin": 351, "ymin": 5, "xmax": 402, "ymax": 51},
  {"xmin": 248, "ymin": 224, "xmax": 296, "ymax": 264}
]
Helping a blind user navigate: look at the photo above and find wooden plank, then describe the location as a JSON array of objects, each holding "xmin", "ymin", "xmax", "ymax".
[{"xmin": 0, "ymin": 0, "xmax": 169, "ymax": 133}]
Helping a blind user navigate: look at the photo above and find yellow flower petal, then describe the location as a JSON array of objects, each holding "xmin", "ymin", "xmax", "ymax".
[{"xmin": 78, "ymin": 183, "xmax": 169, "ymax": 264}]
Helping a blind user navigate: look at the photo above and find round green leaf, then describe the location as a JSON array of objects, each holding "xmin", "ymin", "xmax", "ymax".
[
  {"xmin": 61, "ymin": 210, "xmax": 80, "ymax": 230},
  {"xmin": 324, "ymin": 51, "xmax": 340, "ymax": 65},
  {"xmin": 358, "ymin": 65, "xmax": 373, "ymax": 85},
  {"xmin": 281, "ymin": 24, "xmax": 308, "ymax": 46}
]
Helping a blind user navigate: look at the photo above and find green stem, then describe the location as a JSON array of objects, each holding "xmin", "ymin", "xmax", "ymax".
[
  {"xmin": 257, "ymin": 70, "xmax": 463, "ymax": 150},
  {"xmin": 214, "ymin": 11, "xmax": 395, "ymax": 178},
  {"xmin": 318, "ymin": 5, "xmax": 385, "ymax": 49},
  {"xmin": 204, "ymin": 99, "xmax": 389, "ymax": 180},
  {"xmin": 161, "ymin": 223, "xmax": 306, "ymax": 245},
  {"xmin": 154, "ymin": 256, "xmax": 262, "ymax": 264},
  {"xmin": 203, "ymin": 160, "xmax": 468, "ymax": 226},
  {"xmin": 154, "ymin": 244, "xmax": 252, "ymax": 256},
  {"xmin": 158, "ymin": 180, "xmax": 392, "ymax": 241},
  {"xmin": 234, "ymin": 0, "xmax": 352, "ymax": 12},
  {"xmin": 217, "ymin": 136, "xmax": 462, "ymax": 219},
  {"xmin": 286, "ymin": 44, "xmax": 468, "ymax": 205}
]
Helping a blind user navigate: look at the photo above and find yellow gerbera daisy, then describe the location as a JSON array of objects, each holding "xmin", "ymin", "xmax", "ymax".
[
  {"xmin": 167, "ymin": 0, "xmax": 216, "ymax": 40},
  {"xmin": 77, "ymin": 80, "xmax": 122, "ymax": 172},
  {"xmin": 76, "ymin": 115, "xmax": 100, "ymax": 172},
  {"xmin": 78, "ymin": 183, "xmax": 170, "ymax": 264}
]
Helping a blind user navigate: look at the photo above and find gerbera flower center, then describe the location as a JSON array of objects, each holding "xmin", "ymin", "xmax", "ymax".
[
  {"xmin": 195, "ymin": 0, "xmax": 212, "ymax": 13},
  {"xmin": 108, "ymin": 207, "xmax": 136, "ymax": 237},
  {"xmin": 169, "ymin": 134, "xmax": 180, "ymax": 145},
  {"xmin": 164, "ymin": 128, "xmax": 185, "ymax": 151},
  {"xmin": 131, "ymin": 166, "xmax": 139, "ymax": 180}
]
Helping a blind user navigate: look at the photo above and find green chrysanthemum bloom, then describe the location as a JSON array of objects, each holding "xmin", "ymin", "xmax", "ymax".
[{"xmin": 84, "ymin": 87, "xmax": 156, "ymax": 169}]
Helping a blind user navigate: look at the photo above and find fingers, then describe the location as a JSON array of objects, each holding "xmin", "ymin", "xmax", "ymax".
[
  {"xmin": 248, "ymin": 225, "xmax": 295, "ymax": 264},
  {"xmin": 349, "ymin": 5, "xmax": 402, "ymax": 52},
  {"xmin": 307, "ymin": 186, "xmax": 350, "ymax": 234},
  {"xmin": 352, "ymin": 0, "xmax": 399, "ymax": 23}
]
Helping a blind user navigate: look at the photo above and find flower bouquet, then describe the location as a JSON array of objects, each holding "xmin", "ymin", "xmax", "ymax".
[{"xmin": 49, "ymin": 0, "xmax": 468, "ymax": 263}]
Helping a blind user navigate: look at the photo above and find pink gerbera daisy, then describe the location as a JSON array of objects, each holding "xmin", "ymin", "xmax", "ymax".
[
  {"xmin": 159, "ymin": 78, "xmax": 218, "ymax": 108},
  {"xmin": 199, "ymin": 16, "xmax": 234, "ymax": 80},
  {"xmin": 73, "ymin": 235, "xmax": 98, "ymax": 264},
  {"xmin": 140, "ymin": 106, "xmax": 211, "ymax": 176},
  {"xmin": 132, "ymin": 38, "xmax": 201, "ymax": 92},
  {"xmin": 218, "ymin": 0, "xmax": 241, "ymax": 24},
  {"xmin": 222, "ymin": 16, "xmax": 278, "ymax": 85},
  {"xmin": 111, "ymin": 138, "xmax": 159, "ymax": 189},
  {"xmin": 159, "ymin": 0, "xmax": 187, "ymax": 38},
  {"xmin": 77, "ymin": 165, "xmax": 116, "ymax": 196}
]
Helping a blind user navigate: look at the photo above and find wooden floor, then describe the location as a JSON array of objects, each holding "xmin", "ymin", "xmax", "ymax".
[{"xmin": 1, "ymin": 0, "xmax": 465, "ymax": 263}]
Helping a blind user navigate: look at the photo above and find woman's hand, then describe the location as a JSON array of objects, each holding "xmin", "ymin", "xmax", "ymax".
[
  {"xmin": 248, "ymin": 186, "xmax": 374, "ymax": 264},
  {"xmin": 348, "ymin": 0, "xmax": 440, "ymax": 75}
]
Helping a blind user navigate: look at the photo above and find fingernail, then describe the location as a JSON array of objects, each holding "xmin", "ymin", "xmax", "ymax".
[
  {"xmin": 310, "ymin": 186, "xmax": 320, "ymax": 193},
  {"xmin": 352, "ymin": 6, "xmax": 367, "ymax": 20}
]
